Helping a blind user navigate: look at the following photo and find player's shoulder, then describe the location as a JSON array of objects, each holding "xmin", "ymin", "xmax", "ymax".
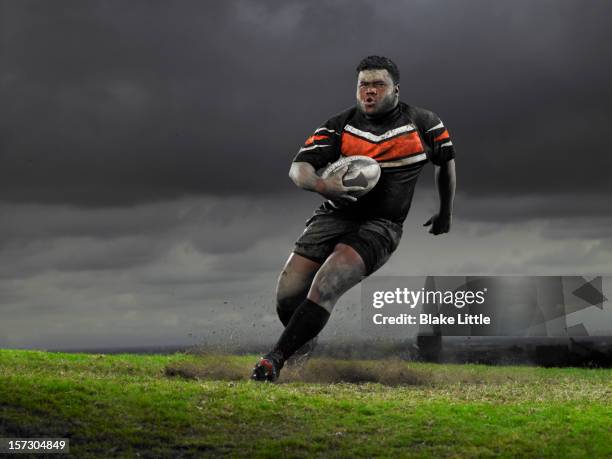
[
  {"xmin": 399, "ymin": 102, "xmax": 442, "ymax": 131},
  {"xmin": 319, "ymin": 105, "xmax": 358, "ymax": 132}
]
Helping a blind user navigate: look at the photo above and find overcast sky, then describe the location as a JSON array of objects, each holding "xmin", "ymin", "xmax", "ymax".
[{"xmin": 1, "ymin": 0, "xmax": 611, "ymax": 349}]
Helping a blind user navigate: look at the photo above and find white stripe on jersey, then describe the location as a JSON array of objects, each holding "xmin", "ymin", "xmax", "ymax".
[
  {"xmin": 440, "ymin": 141, "xmax": 453, "ymax": 148},
  {"xmin": 344, "ymin": 124, "xmax": 415, "ymax": 143},
  {"xmin": 298, "ymin": 144, "xmax": 331, "ymax": 153},
  {"xmin": 426, "ymin": 121, "xmax": 444, "ymax": 132},
  {"xmin": 379, "ymin": 153, "xmax": 428, "ymax": 168},
  {"xmin": 314, "ymin": 127, "xmax": 339, "ymax": 135}
]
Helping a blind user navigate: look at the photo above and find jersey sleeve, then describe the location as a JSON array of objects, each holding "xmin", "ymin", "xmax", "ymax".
[
  {"xmin": 420, "ymin": 111, "xmax": 456, "ymax": 166},
  {"xmin": 292, "ymin": 120, "xmax": 341, "ymax": 170}
]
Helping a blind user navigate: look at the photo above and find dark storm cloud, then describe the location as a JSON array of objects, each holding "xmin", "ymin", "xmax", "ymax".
[
  {"xmin": 2, "ymin": 194, "xmax": 612, "ymax": 349},
  {"xmin": 0, "ymin": 193, "xmax": 315, "ymax": 247},
  {"xmin": 1, "ymin": 0, "xmax": 612, "ymax": 216},
  {"xmin": 0, "ymin": 193, "xmax": 314, "ymax": 279},
  {"xmin": 455, "ymin": 193, "xmax": 612, "ymax": 222}
]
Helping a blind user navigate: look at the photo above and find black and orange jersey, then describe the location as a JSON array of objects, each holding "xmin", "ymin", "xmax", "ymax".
[{"xmin": 293, "ymin": 102, "xmax": 455, "ymax": 223}]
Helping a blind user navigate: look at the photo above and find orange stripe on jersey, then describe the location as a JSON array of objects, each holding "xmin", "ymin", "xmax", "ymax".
[
  {"xmin": 305, "ymin": 135, "xmax": 329, "ymax": 145},
  {"xmin": 341, "ymin": 131, "xmax": 424, "ymax": 161},
  {"xmin": 433, "ymin": 129, "xmax": 450, "ymax": 142}
]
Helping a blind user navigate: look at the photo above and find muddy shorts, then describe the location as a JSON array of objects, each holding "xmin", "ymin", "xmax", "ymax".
[{"xmin": 293, "ymin": 213, "xmax": 403, "ymax": 276}]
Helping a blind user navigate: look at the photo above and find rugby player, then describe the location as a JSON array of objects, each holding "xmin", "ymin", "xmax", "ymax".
[{"xmin": 251, "ymin": 55, "xmax": 456, "ymax": 381}]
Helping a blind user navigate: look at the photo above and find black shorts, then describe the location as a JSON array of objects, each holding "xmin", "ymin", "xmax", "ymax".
[{"xmin": 293, "ymin": 213, "xmax": 403, "ymax": 276}]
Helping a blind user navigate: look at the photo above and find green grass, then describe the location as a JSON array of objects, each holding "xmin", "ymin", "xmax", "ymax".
[{"xmin": 0, "ymin": 350, "xmax": 610, "ymax": 458}]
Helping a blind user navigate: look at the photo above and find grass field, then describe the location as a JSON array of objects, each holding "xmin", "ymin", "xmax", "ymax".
[{"xmin": 0, "ymin": 350, "xmax": 610, "ymax": 458}]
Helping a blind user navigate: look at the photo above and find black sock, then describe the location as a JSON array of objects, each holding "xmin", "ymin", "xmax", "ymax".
[{"xmin": 272, "ymin": 299, "xmax": 330, "ymax": 363}]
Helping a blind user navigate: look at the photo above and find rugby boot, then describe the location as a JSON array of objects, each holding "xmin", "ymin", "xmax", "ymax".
[{"xmin": 250, "ymin": 352, "xmax": 283, "ymax": 382}]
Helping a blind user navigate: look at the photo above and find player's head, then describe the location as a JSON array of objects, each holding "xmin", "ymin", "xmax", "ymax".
[{"xmin": 355, "ymin": 55, "xmax": 400, "ymax": 116}]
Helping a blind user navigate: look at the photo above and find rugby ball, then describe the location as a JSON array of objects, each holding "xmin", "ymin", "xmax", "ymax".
[{"xmin": 321, "ymin": 155, "xmax": 381, "ymax": 198}]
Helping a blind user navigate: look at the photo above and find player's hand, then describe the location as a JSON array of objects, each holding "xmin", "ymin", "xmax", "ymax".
[
  {"xmin": 319, "ymin": 165, "xmax": 365, "ymax": 203},
  {"xmin": 424, "ymin": 213, "xmax": 451, "ymax": 235}
]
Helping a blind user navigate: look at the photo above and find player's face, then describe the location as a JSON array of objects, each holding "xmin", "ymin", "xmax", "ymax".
[{"xmin": 356, "ymin": 69, "xmax": 399, "ymax": 116}]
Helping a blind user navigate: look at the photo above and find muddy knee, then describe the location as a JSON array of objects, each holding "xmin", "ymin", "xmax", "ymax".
[
  {"xmin": 307, "ymin": 244, "xmax": 365, "ymax": 312},
  {"xmin": 308, "ymin": 267, "xmax": 363, "ymax": 312}
]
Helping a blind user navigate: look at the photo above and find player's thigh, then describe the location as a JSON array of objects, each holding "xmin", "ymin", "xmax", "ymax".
[
  {"xmin": 276, "ymin": 252, "xmax": 321, "ymax": 300},
  {"xmin": 307, "ymin": 243, "xmax": 366, "ymax": 311},
  {"xmin": 341, "ymin": 218, "xmax": 403, "ymax": 275}
]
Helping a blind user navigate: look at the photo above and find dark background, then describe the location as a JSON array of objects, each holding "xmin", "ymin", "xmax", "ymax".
[{"xmin": 1, "ymin": 0, "xmax": 611, "ymax": 349}]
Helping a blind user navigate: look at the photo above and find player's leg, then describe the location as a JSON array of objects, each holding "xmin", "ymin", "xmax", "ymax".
[
  {"xmin": 278, "ymin": 218, "xmax": 402, "ymax": 362},
  {"xmin": 275, "ymin": 252, "xmax": 322, "ymax": 365},
  {"xmin": 251, "ymin": 243, "xmax": 364, "ymax": 382},
  {"xmin": 266, "ymin": 243, "xmax": 366, "ymax": 366},
  {"xmin": 275, "ymin": 252, "xmax": 321, "ymax": 326},
  {"xmin": 274, "ymin": 213, "xmax": 352, "ymax": 338},
  {"xmin": 306, "ymin": 243, "xmax": 366, "ymax": 311},
  {"xmin": 251, "ymin": 215, "xmax": 370, "ymax": 381}
]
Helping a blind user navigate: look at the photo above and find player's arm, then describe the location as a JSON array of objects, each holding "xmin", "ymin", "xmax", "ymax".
[
  {"xmin": 289, "ymin": 162, "xmax": 360, "ymax": 203},
  {"xmin": 420, "ymin": 111, "xmax": 457, "ymax": 235},
  {"xmin": 425, "ymin": 159, "xmax": 455, "ymax": 234},
  {"xmin": 291, "ymin": 120, "xmax": 362, "ymax": 202}
]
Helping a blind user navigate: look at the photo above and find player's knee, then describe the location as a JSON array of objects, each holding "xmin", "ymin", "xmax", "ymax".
[
  {"xmin": 276, "ymin": 274, "xmax": 290, "ymax": 305},
  {"xmin": 276, "ymin": 293, "xmax": 301, "ymax": 324},
  {"xmin": 308, "ymin": 270, "xmax": 352, "ymax": 311},
  {"xmin": 308, "ymin": 249, "xmax": 365, "ymax": 311},
  {"xmin": 277, "ymin": 267, "xmax": 305, "ymax": 298},
  {"xmin": 276, "ymin": 274, "xmax": 309, "ymax": 326},
  {"xmin": 275, "ymin": 301, "xmax": 293, "ymax": 328}
]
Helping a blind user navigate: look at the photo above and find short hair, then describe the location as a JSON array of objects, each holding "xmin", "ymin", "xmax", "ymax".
[{"xmin": 356, "ymin": 55, "xmax": 400, "ymax": 85}]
